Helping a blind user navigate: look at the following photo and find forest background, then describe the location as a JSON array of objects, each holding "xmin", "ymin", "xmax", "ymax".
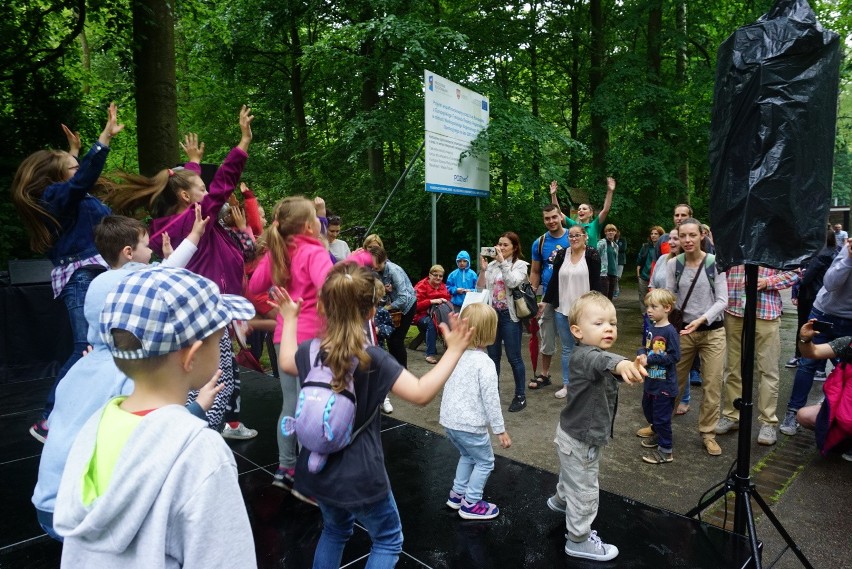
[{"xmin": 2, "ymin": 0, "xmax": 851, "ymax": 279}]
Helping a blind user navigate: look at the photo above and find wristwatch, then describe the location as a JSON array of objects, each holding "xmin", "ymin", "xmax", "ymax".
[{"xmin": 798, "ymin": 337, "xmax": 812, "ymax": 344}]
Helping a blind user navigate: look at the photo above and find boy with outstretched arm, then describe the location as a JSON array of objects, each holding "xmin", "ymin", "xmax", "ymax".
[
  {"xmin": 546, "ymin": 291, "xmax": 646, "ymax": 562},
  {"xmin": 53, "ymin": 267, "xmax": 257, "ymax": 568}
]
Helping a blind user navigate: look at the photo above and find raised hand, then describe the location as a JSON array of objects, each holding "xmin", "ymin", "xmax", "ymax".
[
  {"xmin": 549, "ymin": 180, "xmax": 558, "ymax": 195},
  {"xmin": 238, "ymin": 105, "xmax": 254, "ymax": 151},
  {"xmin": 98, "ymin": 102, "xmax": 124, "ymax": 146},
  {"xmin": 61, "ymin": 124, "xmax": 81, "ymax": 157},
  {"xmin": 180, "ymin": 133, "xmax": 205, "ymax": 164},
  {"xmin": 268, "ymin": 286, "xmax": 302, "ymax": 320}
]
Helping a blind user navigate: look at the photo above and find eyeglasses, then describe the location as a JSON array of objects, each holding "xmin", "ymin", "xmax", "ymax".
[
  {"xmin": 430, "ymin": 272, "xmax": 444, "ymax": 278},
  {"xmin": 568, "ymin": 234, "xmax": 584, "ymax": 240}
]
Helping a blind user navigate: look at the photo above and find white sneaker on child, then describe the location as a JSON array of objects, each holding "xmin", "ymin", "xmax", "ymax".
[
  {"xmin": 564, "ymin": 531, "xmax": 619, "ymax": 561},
  {"xmin": 382, "ymin": 397, "xmax": 394, "ymax": 414}
]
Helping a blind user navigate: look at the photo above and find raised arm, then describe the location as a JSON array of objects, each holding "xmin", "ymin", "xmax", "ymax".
[{"xmin": 596, "ymin": 176, "xmax": 615, "ymax": 225}]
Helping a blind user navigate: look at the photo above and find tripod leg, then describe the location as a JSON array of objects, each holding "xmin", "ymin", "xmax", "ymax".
[
  {"xmin": 742, "ymin": 491, "xmax": 763, "ymax": 569},
  {"xmin": 750, "ymin": 489, "xmax": 815, "ymax": 569}
]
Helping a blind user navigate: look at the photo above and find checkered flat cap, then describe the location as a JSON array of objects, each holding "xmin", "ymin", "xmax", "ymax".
[{"xmin": 101, "ymin": 267, "xmax": 256, "ymax": 359}]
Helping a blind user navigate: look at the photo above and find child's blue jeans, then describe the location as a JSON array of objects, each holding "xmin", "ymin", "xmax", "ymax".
[
  {"xmin": 446, "ymin": 428, "xmax": 495, "ymax": 502},
  {"xmin": 314, "ymin": 492, "xmax": 403, "ymax": 569},
  {"xmin": 642, "ymin": 391, "xmax": 675, "ymax": 453}
]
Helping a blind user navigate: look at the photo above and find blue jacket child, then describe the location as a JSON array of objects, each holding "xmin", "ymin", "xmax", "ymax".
[{"xmin": 446, "ymin": 250, "xmax": 478, "ymax": 310}]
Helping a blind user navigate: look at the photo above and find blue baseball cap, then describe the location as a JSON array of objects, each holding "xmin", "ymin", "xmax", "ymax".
[{"xmin": 101, "ymin": 267, "xmax": 255, "ymax": 359}]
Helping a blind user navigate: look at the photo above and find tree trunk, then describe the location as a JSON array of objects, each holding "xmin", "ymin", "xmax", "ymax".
[
  {"xmin": 79, "ymin": 29, "xmax": 90, "ymax": 95},
  {"xmin": 132, "ymin": 0, "xmax": 178, "ymax": 176},
  {"xmin": 589, "ymin": 0, "xmax": 608, "ymax": 184},
  {"xmin": 675, "ymin": 0, "xmax": 690, "ymax": 198},
  {"xmin": 529, "ymin": 0, "xmax": 541, "ymax": 195}
]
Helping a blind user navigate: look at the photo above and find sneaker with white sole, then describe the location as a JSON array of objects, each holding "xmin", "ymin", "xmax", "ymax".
[
  {"xmin": 382, "ymin": 397, "xmax": 394, "ymax": 414},
  {"xmin": 272, "ymin": 466, "xmax": 295, "ymax": 490},
  {"xmin": 29, "ymin": 420, "xmax": 49, "ymax": 444},
  {"xmin": 446, "ymin": 490, "xmax": 464, "ymax": 510},
  {"xmin": 779, "ymin": 409, "xmax": 799, "ymax": 436},
  {"xmin": 757, "ymin": 424, "xmax": 777, "ymax": 445},
  {"xmin": 459, "ymin": 498, "xmax": 499, "ymax": 520},
  {"xmin": 222, "ymin": 422, "xmax": 258, "ymax": 440},
  {"xmin": 564, "ymin": 531, "xmax": 619, "ymax": 561},
  {"xmin": 554, "ymin": 386, "xmax": 568, "ymax": 399},
  {"xmin": 843, "ymin": 451, "xmax": 852, "ymax": 462},
  {"xmin": 814, "ymin": 370, "xmax": 827, "ymax": 381},
  {"xmin": 547, "ymin": 495, "xmax": 567, "ymax": 513},
  {"xmin": 785, "ymin": 357, "xmax": 799, "ymax": 368},
  {"xmin": 715, "ymin": 417, "xmax": 739, "ymax": 435}
]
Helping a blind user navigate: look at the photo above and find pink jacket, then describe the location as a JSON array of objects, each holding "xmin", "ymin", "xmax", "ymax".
[{"xmin": 248, "ymin": 234, "xmax": 333, "ymax": 344}]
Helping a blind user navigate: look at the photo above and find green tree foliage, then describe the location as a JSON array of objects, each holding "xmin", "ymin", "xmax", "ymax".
[{"xmin": 1, "ymin": 0, "xmax": 850, "ymax": 275}]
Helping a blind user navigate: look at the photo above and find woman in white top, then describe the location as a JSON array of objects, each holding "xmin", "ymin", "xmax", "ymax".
[
  {"xmin": 665, "ymin": 218, "xmax": 728, "ymax": 456},
  {"xmin": 477, "ymin": 232, "xmax": 529, "ymax": 413},
  {"xmin": 542, "ymin": 226, "xmax": 603, "ymax": 398}
]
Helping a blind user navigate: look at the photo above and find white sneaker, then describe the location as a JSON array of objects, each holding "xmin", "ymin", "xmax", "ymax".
[
  {"xmin": 554, "ymin": 386, "xmax": 568, "ymax": 399},
  {"xmin": 222, "ymin": 422, "xmax": 258, "ymax": 440},
  {"xmin": 715, "ymin": 417, "xmax": 739, "ymax": 435},
  {"xmin": 842, "ymin": 451, "xmax": 852, "ymax": 462},
  {"xmin": 382, "ymin": 397, "xmax": 394, "ymax": 414},
  {"xmin": 757, "ymin": 424, "xmax": 777, "ymax": 446},
  {"xmin": 564, "ymin": 531, "xmax": 619, "ymax": 561}
]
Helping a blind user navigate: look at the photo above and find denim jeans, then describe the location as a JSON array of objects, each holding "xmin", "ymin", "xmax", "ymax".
[
  {"xmin": 314, "ymin": 492, "xmax": 403, "ymax": 569},
  {"xmin": 486, "ymin": 309, "xmax": 526, "ymax": 397},
  {"xmin": 45, "ymin": 266, "xmax": 102, "ymax": 420},
  {"xmin": 36, "ymin": 508, "xmax": 63, "ymax": 542},
  {"xmin": 446, "ymin": 428, "xmax": 495, "ymax": 502},
  {"xmin": 554, "ymin": 311, "xmax": 575, "ymax": 386},
  {"xmin": 787, "ymin": 307, "xmax": 852, "ymax": 411},
  {"xmin": 417, "ymin": 315, "xmax": 438, "ymax": 357}
]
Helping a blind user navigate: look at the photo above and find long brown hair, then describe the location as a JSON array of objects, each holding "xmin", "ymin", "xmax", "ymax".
[
  {"xmin": 500, "ymin": 231, "xmax": 524, "ymax": 261},
  {"xmin": 10, "ymin": 150, "xmax": 70, "ymax": 253},
  {"xmin": 319, "ymin": 262, "xmax": 376, "ymax": 391},
  {"xmin": 101, "ymin": 168, "xmax": 200, "ymax": 218},
  {"xmin": 266, "ymin": 196, "xmax": 316, "ymax": 287}
]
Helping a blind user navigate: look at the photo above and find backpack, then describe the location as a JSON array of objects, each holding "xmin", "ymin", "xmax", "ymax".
[
  {"xmin": 674, "ymin": 253, "xmax": 717, "ymax": 294},
  {"xmin": 816, "ymin": 354, "xmax": 852, "ymax": 456},
  {"xmin": 280, "ymin": 339, "xmax": 378, "ymax": 473}
]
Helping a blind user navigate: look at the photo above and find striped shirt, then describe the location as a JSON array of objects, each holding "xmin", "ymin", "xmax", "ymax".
[{"xmin": 724, "ymin": 265, "xmax": 799, "ymax": 321}]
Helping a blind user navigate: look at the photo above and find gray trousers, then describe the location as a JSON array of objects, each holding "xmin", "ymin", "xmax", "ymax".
[{"xmin": 554, "ymin": 426, "xmax": 601, "ymax": 542}]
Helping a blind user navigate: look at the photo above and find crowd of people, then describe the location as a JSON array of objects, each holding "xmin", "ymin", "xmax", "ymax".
[{"xmin": 9, "ymin": 103, "xmax": 851, "ymax": 566}]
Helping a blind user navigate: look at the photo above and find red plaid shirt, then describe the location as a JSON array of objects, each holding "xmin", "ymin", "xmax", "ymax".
[{"xmin": 724, "ymin": 265, "xmax": 799, "ymax": 321}]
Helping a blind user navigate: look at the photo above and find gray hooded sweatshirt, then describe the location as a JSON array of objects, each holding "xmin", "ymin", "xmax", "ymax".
[{"xmin": 54, "ymin": 404, "xmax": 256, "ymax": 568}]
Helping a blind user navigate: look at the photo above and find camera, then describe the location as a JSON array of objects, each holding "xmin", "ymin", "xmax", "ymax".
[{"xmin": 481, "ymin": 246, "xmax": 497, "ymax": 258}]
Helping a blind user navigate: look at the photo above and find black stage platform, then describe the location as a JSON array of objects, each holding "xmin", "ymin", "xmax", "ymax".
[{"xmin": 0, "ymin": 370, "xmax": 756, "ymax": 568}]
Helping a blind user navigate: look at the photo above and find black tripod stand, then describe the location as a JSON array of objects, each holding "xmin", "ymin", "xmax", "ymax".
[{"xmin": 684, "ymin": 264, "xmax": 813, "ymax": 569}]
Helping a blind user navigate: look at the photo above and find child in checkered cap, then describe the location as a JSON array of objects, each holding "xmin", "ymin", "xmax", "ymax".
[{"xmin": 53, "ymin": 267, "xmax": 258, "ymax": 568}]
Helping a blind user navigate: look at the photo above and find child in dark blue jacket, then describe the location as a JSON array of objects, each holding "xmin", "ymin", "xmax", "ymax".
[
  {"xmin": 11, "ymin": 103, "xmax": 124, "ymax": 441},
  {"xmin": 635, "ymin": 288, "xmax": 681, "ymax": 464}
]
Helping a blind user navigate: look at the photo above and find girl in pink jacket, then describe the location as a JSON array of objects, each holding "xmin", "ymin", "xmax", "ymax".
[{"xmin": 248, "ymin": 196, "xmax": 333, "ymax": 493}]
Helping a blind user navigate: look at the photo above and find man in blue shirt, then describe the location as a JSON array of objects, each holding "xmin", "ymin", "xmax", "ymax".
[{"xmin": 529, "ymin": 204, "xmax": 569, "ymax": 390}]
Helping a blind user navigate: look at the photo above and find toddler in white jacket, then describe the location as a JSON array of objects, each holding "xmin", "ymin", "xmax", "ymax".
[{"xmin": 440, "ymin": 302, "xmax": 512, "ymax": 520}]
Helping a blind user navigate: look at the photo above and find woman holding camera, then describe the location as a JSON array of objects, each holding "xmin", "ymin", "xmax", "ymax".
[
  {"xmin": 477, "ymin": 232, "xmax": 529, "ymax": 412},
  {"xmin": 780, "ymin": 236, "xmax": 852, "ymax": 437}
]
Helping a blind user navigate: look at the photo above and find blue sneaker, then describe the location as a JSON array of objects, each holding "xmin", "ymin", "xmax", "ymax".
[
  {"xmin": 459, "ymin": 498, "xmax": 499, "ymax": 520},
  {"xmin": 446, "ymin": 490, "xmax": 464, "ymax": 510},
  {"xmin": 689, "ymin": 370, "xmax": 703, "ymax": 386}
]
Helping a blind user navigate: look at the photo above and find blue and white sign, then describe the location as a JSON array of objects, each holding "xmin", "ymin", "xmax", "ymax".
[{"xmin": 424, "ymin": 70, "xmax": 490, "ymax": 197}]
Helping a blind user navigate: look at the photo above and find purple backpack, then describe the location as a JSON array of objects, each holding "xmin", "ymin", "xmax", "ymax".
[{"xmin": 281, "ymin": 340, "xmax": 377, "ymax": 473}]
